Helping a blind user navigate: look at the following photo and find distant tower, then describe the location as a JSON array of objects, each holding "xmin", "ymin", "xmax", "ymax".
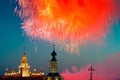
[
  {"xmin": 11, "ymin": 67, "xmax": 17, "ymax": 76},
  {"xmin": 33, "ymin": 68, "xmax": 37, "ymax": 73},
  {"xmin": 18, "ymin": 47, "xmax": 30, "ymax": 77},
  {"xmin": 40, "ymin": 68, "xmax": 44, "ymax": 76},
  {"xmin": 4, "ymin": 68, "xmax": 9, "ymax": 76},
  {"xmin": 88, "ymin": 65, "xmax": 95, "ymax": 80},
  {"xmin": 5, "ymin": 68, "xmax": 9, "ymax": 74},
  {"xmin": 44, "ymin": 44, "xmax": 64, "ymax": 80},
  {"xmin": 11, "ymin": 67, "xmax": 15, "ymax": 73}
]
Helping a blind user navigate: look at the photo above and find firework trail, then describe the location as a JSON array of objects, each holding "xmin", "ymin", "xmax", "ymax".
[{"xmin": 15, "ymin": 0, "xmax": 120, "ymax": 53}]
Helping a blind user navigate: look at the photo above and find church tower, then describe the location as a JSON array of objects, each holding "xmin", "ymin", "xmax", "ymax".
[
  {"xmin": 49, "ymin": 44, "xmax": 58, "ymax": 73},
  {"xmin": 18, "ymin": 47, "xmax": 30, "ymax": 77},
  {"xmin": 44, "ymin": 44, "xmax": 64, "ymax": 80}
]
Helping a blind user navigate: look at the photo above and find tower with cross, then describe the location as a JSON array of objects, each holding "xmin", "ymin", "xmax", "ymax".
[
  {"xmin": 44, "ymin": 44, "xmax": 64, "ymax": 80},
  {"xmin": 88, "ymin": 65, "xmax": 95, "ymax": 80}
]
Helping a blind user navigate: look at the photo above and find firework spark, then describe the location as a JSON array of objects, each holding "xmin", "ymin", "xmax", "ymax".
[{"xmin": 15, "ymin": 0, "xmax": 120, "ymax": 53}]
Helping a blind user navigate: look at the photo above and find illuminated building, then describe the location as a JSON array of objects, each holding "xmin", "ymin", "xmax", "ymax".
[
  {"xmin": 4, "ymin": 46, "xmax": 64, "ymax": 80},
  {"xmin": 44, "ymin": 45, "xmax": 64, "ymax": 80},
  {"xmin": 31, "ymin": 68, "xmax": 44, "ymax": 77},
  {"xmin": 4, "ymin": 47, "xmax": 44, "ymax": 77},
  {"xmin": 18, "ymin": 47, "xmax": 31, "ymax": 77}
]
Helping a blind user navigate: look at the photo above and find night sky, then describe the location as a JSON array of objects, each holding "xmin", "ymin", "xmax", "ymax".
[{"xmin": 0, "ymin": 0, "xmax": 120, "ymax": 79}]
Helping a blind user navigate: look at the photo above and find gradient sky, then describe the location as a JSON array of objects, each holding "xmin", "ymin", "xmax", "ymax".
[{"xmin": 0, "ymin": 0, "xmax": 120, "ymax": 79}]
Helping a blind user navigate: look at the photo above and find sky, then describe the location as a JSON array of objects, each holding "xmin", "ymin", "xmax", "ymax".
[{"xmin": 0, "ymin": 0, "xmax": 120, "ymax": 80}]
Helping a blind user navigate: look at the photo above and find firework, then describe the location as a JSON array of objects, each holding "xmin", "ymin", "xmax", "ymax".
[{"xmin": 15, "ymin": 0, "xmax": 120, "ymax": 53}]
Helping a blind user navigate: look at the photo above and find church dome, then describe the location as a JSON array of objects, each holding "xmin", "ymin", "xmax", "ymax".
[{"xmin": 51, "ymin": 51, "xmax": 57, "ymax": 61}]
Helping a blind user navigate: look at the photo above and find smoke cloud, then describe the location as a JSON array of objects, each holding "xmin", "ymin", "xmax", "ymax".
[{"xmin": 61, "ymin": 53, "xmax": 120, "ymax": 80}]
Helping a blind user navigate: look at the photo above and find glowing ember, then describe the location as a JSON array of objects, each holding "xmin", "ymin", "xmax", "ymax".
[{"xmin": 15, "ymin": 0, "xmax": 120, "ymax": 53}]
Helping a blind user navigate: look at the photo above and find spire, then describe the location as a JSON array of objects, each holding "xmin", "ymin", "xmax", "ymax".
[
  {"xmin": 21, "ymin": 46, "xmax": 28, "ymax": 62},
  {"xmin": 51, "ymin": 44, "xmax": 57, "ymax": 61},
  {"xmin": 53, "ymin": 44, "xmax": 55, "ymax": 51},
  {"xmin": 24, "ymin": 46, "xmax": 26, "ymax": 55}
]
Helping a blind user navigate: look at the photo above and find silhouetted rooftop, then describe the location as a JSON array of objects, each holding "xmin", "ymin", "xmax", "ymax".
[
  {"xmin": 0, "ymin": 76, "xmax": 43, "ymax": 80},
  {"xmin": 47, "ymin": 73, "xmax": 61, "ymax": 77}
]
